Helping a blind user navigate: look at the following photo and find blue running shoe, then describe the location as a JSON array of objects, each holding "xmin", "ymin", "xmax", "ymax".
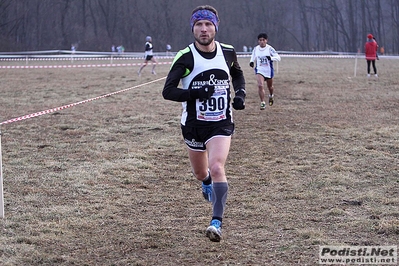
[
  {"xmin": 202, "ymin": 183, "xmax": 212, "ymax": 202},
  {"xmin": 206, "ymin": 219, "xmax": 222, "ymax": 242}
]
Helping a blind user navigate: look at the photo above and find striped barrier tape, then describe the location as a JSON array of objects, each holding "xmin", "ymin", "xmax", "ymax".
[
  {"xmin": 237, "ymin": 54, "xmax": 357, "ymax": 58},
  {"xmin": 0, "ymin": 54, "xmax": 360, "ymax": 69},
  {"xmin": 0, "ymin": 57, "xmax": 143, "ymax": 61},
  {"xmin": 0, "ymin": 56, "xmax": 177, "ymax": 62},
  {"xmin": 0, "ymin": 77, "xmax": 166, "ymax": 126},
  {"xmin": 0, "ymin": 61, "xmax": 171, "ymax": 69}
]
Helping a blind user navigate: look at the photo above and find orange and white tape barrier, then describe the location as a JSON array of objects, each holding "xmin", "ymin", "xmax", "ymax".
[
  {"xmin": 0, "ymin": 76, "xmax": 166, "ymax": 126},
  {"xmin": 0, "ymin": 61, "xmax": 171, "ymax": 69},
  {"xmin": 0, "ymin": 76, "xmax": 166, "ymax": 218}
]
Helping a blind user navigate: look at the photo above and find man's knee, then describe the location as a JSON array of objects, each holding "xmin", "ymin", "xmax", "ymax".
[
  {"xmin": 193, "ymin": 169, "xmax": 209, "ymax": 181},
  {"xmin": 209, "ymin": 164, "xmax": 224, "ymax": 179}
]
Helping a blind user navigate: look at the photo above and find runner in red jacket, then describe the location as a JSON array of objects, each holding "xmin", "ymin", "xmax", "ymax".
[{"xmin": 365, "ymin": 33, "xmax": 378, "ymax": 77}]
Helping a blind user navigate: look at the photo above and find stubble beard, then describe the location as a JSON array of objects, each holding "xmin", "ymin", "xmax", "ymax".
[{"xmin": 195, "ymin": 36, "xmax": 214, "ymax": 46}]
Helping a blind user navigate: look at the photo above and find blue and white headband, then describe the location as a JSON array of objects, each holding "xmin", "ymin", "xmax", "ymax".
[{"xmin": 190, "ymin": 9, "xmax": 219, "ymax": 32}]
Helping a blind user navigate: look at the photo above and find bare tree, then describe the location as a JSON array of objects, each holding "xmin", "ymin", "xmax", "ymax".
[
  {"xmin": 390, "ymin": 0, "xmax": 399, "ymax": 54},
  {"xmin": 0, "ymin": 0, "xmax": 398, "ymax": 53}
]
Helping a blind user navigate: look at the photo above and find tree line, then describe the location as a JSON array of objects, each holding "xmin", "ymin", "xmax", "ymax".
[{"xmin": 0, "ymin": 0, "xmax": 398, "ymax": 54}]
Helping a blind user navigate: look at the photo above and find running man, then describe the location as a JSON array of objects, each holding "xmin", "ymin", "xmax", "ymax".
[
  {"xmin": 249, "ymin": 33, "xmax": 281, "ymax": 110},
  {"xmin": 138, "ymin": 36, "xmax": 157, "ymax": 76},
  {"xmin": 162, "ymin": 5, "xmax": 246, "ymax": 242}
]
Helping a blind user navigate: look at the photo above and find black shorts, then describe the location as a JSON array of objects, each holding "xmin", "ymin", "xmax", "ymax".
[
  {"xmin": 181, "ymin": 124, "xmax": 235, "ymax": 151},
  {"xmin": 145, "ymin": 55, "xmax": 154, "ymax": 61}
]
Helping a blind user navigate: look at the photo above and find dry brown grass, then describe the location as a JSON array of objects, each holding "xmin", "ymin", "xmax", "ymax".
[{"xmin": 0, "ymin": 56, "xmax": 398, "ymax": 265}]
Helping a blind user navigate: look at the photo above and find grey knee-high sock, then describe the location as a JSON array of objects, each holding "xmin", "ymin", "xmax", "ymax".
[{"xmin": 212, "ymin": 182, "xmax": 228, "ymax": 221}]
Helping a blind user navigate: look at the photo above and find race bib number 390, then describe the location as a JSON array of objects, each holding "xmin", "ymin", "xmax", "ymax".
[{"xmin": 196, "ymin": 86, "xmax": 228, "ymax": 121}]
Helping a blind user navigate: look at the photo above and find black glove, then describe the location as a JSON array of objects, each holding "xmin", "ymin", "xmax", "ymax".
[
  {"xmin": 232, "ymin": 89, "xmax": 246, "ymax": 110},
  {"xmin": 266, "ymin": 56, "xmax": 271, "ymax": 61},
  {"xmin": 249, "ymin": 62, "xmax": 254, "ymax": 68},
  {"xmin": 189, "ymin": 86, "xmax": 215, "ymax": 101}
]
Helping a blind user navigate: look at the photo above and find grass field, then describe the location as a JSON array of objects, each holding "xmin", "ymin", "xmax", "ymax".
[{"xmin": 0, "ymin": 56, "xmax": 398, "ymax": 265}]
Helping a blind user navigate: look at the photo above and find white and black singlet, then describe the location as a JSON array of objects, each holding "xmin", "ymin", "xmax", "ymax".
[{"xmin": 162, "ymin": 41, "xmax": 245, "ymax": 128}]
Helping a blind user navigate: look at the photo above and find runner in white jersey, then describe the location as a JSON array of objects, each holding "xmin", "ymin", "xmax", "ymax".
[
  {"xmin": 162, "ymin": 5, "xmax": 246, "ymax": 242},
  {"xmin": 249, "ymin": 33, "xmax": 281, "ymax": 110}
]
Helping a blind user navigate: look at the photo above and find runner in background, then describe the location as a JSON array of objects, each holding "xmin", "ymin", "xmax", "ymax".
[
  {"xmin": 138, "ymin": 36, "xmax": 157, "ymax": 76},
  {"xmin": 249, "ymin": 33, "xmax": 281, "ymax": 110}
]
